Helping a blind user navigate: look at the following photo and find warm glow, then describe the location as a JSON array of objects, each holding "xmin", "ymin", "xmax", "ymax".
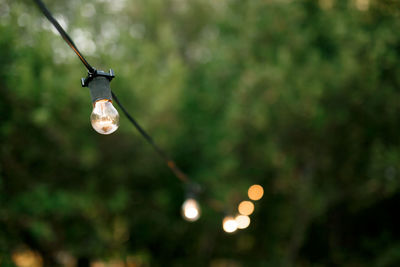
[
  {"xmin": 12, "ymin": 250, "xmax": 43, "ymax": 267},
  {"xmin": 182, "ymin": 198, "xmax": 200, "ymax": 222},
  {"xmin": 238, "ymin": 201, "xmax": 254, "ymax": 216},
  {"xmin": 248, "ymin": 184, "xmax": 264, "ymax": 201},
  {"xmin": 235, "ymin": 215, "xmax": 251, "ymax": 229},
  {"xmin": 91, "ymin": 99, "xmax": 119, "ymax": 134},
  {"xmin": 223, "ymin": 216, "xmax": 238, "ymax": 233}
]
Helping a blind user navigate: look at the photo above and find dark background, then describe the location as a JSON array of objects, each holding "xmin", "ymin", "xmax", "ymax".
[{"xmin": 1, "ymin": 0, "xmax": 400, "ymax": 266}]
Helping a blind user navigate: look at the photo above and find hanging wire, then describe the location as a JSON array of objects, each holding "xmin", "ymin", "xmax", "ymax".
[
  {"xmin": 111, "ymin": 92, "xmax": 189, "ymax": 183},
  {"xmin": 33, "ymin": 0, "xmax": 191, "ymax": 184},
  {"xmin": 33, "ymin": 0, "xmax": 95, "ymax": 74},
  {"xmin": 32, "ymin": 0, "xmax": 260, "ymax": 226}
]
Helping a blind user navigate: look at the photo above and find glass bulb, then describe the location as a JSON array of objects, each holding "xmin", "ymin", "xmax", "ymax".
[
  {"xmin": 223, "ymin": 216, "xmax": 238, "ymax": 233},
  {"xmin": 248, "ymin": 184, "xmax": 264, "ymax": 201},
  {"xmin": 238, "ymin": 201, "xmax": 254, "ymax": 216},
  {"xmin": 235, "ymin": 215, "xmax": 251, "ymax": 229},
  {"xmin": 182, "ymin": 198, "xmax": 201, "ymax": 222},
  {"xmin": 90, "ymin": 99, "xmax": 119, "ymax": 134}
]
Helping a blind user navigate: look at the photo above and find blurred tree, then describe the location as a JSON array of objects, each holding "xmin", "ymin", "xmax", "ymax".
[{"xmin": 1, "ymin": 0, "xmax": 400, "ymax": 266}]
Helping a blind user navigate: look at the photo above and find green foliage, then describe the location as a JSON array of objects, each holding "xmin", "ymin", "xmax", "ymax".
[{"xmin": 1, "ymin": 0, "xmax": 400, "ymax": 266}]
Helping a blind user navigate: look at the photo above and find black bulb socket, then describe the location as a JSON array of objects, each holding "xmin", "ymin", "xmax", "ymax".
[{"xmin": 81, "ymin": 69, "xmax": 115, "ymax": 104}]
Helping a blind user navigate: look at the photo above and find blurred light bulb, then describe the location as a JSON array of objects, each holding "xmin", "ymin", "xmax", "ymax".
[
  {"xmin": 235, "ymin": 215, "xmax": 251, "ymax": 229},
  {"xmin": 248, "ymin": 184, "xmax": 264, "ymax": 201},
  {"xmin": 182, "ymin": 198, "xmax": 200, "ymax": 222},
  {"xmin": 238, "ymin": 201, "xmax": 254, "ymax": 216},
  {"xmin": 223, "ymin": 216, "xmax": 238, "ymax": 233},
  {"xmin": 90, "ymin": 99, "xmax": 119, "ymax": 134}
]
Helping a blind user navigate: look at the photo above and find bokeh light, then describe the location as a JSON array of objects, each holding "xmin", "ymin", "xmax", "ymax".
[
  {"xmin": 182, "ymin": 198, "xmax": 200, "ymax": 222},
  {"xmin": 235, "ymin": 215, "xmax": 251, "ymax": 229},
  {"xmin": 223, "ymin": 216, "xmax": 238, "ymax": 233},
  {"xmin": 248, "ymin": 184, "xmax": 264, "ymax": 201},
  {"xmin": 238, "ymin": 200, "xmax": 254, "ymax": 216}
]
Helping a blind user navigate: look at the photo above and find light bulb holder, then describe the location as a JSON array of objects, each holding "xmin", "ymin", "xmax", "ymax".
[
  {"xmin": 82, "ymin": 68, "xmax": 115, "ymax": 87},
  {"xmin": 184, "ymin": 182, "xmax": 202, "ymax": 200},
  {"xmin": 81, "ymin": 69, "xmax": 115, "ymax": 103}
]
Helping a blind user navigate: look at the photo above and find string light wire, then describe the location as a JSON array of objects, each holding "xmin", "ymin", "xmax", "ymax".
[
  {"xmin": 111, "ymin": 92, "xmax": 189, "ymax": 183},
  {"xmin": 33, "ymin": 0, "xmax": 191, "ymax": 184},
  {"xmin": 32, "ymin": 0, "xmax": 262, "ymax": 229}
]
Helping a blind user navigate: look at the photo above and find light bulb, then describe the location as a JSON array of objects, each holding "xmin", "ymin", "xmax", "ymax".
[
  {"xmin": 235, "ymin": 215, "xmax": 251, "ymax": 229},
  {"xmin": 222, "ymin": 216, "xmax": 238, "ymax": 233},
  {"xmin": 90, "ymin": 99, "xmax": 119, "ymax": 134},
  {"xmin": 238, "ymin": 201, "xmax": 254, "ymax": 216},
  {"xmin": 248, "ymin": 184, "xmax": 264, "ymax": 201},
  {"xmin": 182, "ymin": 198, "xmax": 201, "ymax": 222},
  {"xmin": 84, "ymin": 72, "xmax": 119, "ymax": 135}
]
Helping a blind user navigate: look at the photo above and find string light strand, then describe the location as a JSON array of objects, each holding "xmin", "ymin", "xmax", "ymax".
[
  {"xmin": 111, "ymin": 92, "xmax": 189, "ymax": 183},
  {"xmin": 33, "ymin": 0, "xmax": 190, "ymax": 184},
  {"xmin": 32, "ymin": 0, "xmax": 264, "ymax": 231}
]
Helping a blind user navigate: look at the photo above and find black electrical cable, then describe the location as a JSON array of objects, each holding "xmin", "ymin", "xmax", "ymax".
[
  {"xmin": 31, "ymin": 0, "xmax": 264, "ymax": 221},
  {"xmin": 112, "ymin": 92, "xmax": 189, "ymax": 183},
  {"xmin": 33, "ymin": 0, "xmax": 95, "ymax": 74},
  {"xmin": 33, "ymin": 0, "xmax": 190, "ymax": 184}
]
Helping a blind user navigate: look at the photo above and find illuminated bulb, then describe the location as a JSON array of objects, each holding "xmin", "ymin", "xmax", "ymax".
[
  {"xmin": 222, "ymin": 216, "xmax": 238, "ymax": 233},
  {"xmin": 235, "ymin": 215, "xmax": 251, "ymax": 229},
  {"xmin": 90, "ymin": 99, "xmax": 119, "ymax": 134},
  {"xmin": 182, "ymin": 198, "xmax": 200, "ymax": 222},
  {"xmin": 84, "ymin": 73, "xmax": 119, "ymax": 135},
  {"xmin": 248, "ymin": 184, "xmax": 264, "ymax": 201},
  {"xmin": 238, "ymin": 201, "xmax": 254, "ymax": 216}
]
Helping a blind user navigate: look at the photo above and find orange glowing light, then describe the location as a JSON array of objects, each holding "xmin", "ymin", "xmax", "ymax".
[
  {"xmin": 248, "ymin": 184, "xmax": 264, "ymax": 201},
  {"xmin": 12, "ymin": 250, "xmax": 43, "ymax": 267},
  {"xmin": 238, "ymin": 201, "xmax": 254, "ymax": 216}
]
